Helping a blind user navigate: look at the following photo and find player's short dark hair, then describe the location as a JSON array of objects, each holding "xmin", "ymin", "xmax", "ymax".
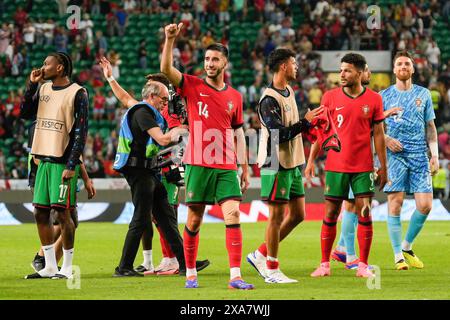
[
  {"xmin": 205, "ymin": 43, "xmax": 229, "ymax": 60},
  {"xmin": 145, "ymin": 73, "xmax": 171, "ymax": 87},
  {"xmin": 48, "ymin": 52, "xmax": 73, "ymax": 78},
  {"xmin": 393, "ymin": 50, "xmax": 414, "ymax": 65},
  {"xmin": 341, "ymin": 53, "xmax": 366, "ymax": 71},
  {"xmin": 267, "ymin": 48, "xmax": 296, "ymax": 72}
]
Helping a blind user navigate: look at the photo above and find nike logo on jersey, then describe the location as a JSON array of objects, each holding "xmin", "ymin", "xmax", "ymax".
[
  {"xmin": 200, "ymin": 93, "xmax": 209, "ymax": 97},
  {"xmin": 336, "ymin": 107, "xmax": 345, "ymax": 110}
]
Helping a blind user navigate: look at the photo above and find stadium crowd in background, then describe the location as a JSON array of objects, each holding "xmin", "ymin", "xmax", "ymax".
[{"xmin": 0, "ymin": 0, "xmax": 449, "ymax": 198}]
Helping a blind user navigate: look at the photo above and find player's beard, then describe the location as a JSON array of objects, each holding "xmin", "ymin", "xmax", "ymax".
[
  {"xmin": 206, "ymin": 66, "xmax": 224, "ymax": 80},
  {"xmin": 396, "ymin": 70, "xmax": 412, "ymax": 81},
  {"xmin": 362, "ymin": 79, "xmax": 370, "ymax": 86},
  {"xmin": 341, "ymin": 78, "xmax": 356, "ymax": 87}
]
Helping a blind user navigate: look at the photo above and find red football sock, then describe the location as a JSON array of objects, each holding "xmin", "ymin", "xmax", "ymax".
[
  {"xmin": 226, "ymin": 225, "xmax": 242, "ymax": 268},
  {"xmin": 257, "ymin": 243, "xmax": 268, "ymax": 257},
  {"xmin": 357, "ymin": 215, "xmax": 373, "ymax": 265},
  {"xmin": 183, "ymin": 227, "xmax": 199, "ymax": 269},
  {"xmin": 157, "ymin": 225, "xmax": 175, "ymax": 258},
  {"xmin": 321, "ymin": 216, "xmax": 338, "ymax": 263}
]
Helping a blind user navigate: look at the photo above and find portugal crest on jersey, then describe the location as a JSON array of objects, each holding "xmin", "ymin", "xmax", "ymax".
[
  {"xmin": 415, "ymin": 98, "xmax": 423, "ymax": 111},
  {"xmin": 415, "ymin": 98, "xmax": 422, "ymax": 107},
  {"xmin": 227, "ymin": 100, "xmax": 234, "ymax": 113},
  {"xmin": 361, "ymin": 104, "xmax": 370, "ymax": 116}
]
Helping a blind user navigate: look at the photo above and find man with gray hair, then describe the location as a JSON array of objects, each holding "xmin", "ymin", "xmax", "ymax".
[{"xmin": 113, "ymin": 80, "xmax": 188, "ymax": 277}]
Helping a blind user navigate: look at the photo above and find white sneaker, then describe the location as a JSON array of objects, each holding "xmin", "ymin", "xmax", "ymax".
[
  {"xmin": 155, "ymin": 258, "xmax": 179, "ymax": 273},
  {"xmin": 265, "ymin": 269, "xmax": 298, "ymax": 284},
  {"xmin": 246, "ymin": 251, "xmax": 267, "ymax": 279}
]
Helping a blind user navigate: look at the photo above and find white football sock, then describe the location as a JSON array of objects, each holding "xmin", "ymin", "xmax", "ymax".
[
  {"xmin": 38, "ymin": 244, "xmax": 58, "ymax": 277},
  {"xmin": 142, "ymin": 250, "xmax": 153, "ymax": 269},
  {"xmin": 395, "ymin": 252, "xmax": 405, "ymax": 263},
  {"xmin": 230, "ymin": 267, "xmax": 241, "ymax": 280},
  {"xmin": 59, "ymin": 248, "xmax": 74, "ymax": 276},
  {"xmin": 402, "ymin": 240, "xmax": 412, "ymax": 251},
  {"xmin": 186, "ymin": 268, "xmax": 197, "ymax": 278}
]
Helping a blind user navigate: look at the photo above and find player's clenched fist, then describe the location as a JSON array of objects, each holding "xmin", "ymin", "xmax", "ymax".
[
  {"xmin": 165, "ymin": 23, "xmax": 183, "ymax": 39},
  {"xmin": 376, "ymin": 167, "xmax": 387, "ymax": 191}
]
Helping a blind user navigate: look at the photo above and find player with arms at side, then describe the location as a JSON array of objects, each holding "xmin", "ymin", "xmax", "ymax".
[
  {"xmin": 306, "ymin": 53, "xmax": 387, "ymax": 278},
  {"xmin": 325, "ymin": 64, "xmax": 401, "ymax": 269},
  {"xmin": 381, "ymin": 51, "xmax": 439, "ymax": 270},
  {"xmin": 161, "ymin": 22, "xmax": 253, "ymax": 289}
]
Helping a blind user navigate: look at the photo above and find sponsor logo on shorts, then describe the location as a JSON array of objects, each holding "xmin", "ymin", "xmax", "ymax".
[
  {"xmin": 387, "ymin": 180, "xmax": 392, "ymax": 186},
  {"xmin": 325, "ymin": 185, "xmax": 330, "ymax": 193},
  {"xmin": 280, "ymin": 188, "xmax": 286, "ymax": 196},
  {"xmin": 188, "ymin": 191, "xmax": 194, "ymax": 199}
]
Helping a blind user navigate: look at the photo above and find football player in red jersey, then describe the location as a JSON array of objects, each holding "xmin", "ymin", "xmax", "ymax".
[
  {"xmin": 306, "ymin": 53, "xmax": 387, "ymax": 278},
  {"xmin": 98, "ymin": 58, "xmax": 210, "ymax": 276},
  {"xmin": 161, "ymin": 23, "xmax": 253, "ymax": 290}
]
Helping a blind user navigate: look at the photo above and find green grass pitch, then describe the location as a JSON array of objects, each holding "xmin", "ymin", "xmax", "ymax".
[{"xmin": 0, "ymin": 221, "xmax": 449, "ymax": 300}]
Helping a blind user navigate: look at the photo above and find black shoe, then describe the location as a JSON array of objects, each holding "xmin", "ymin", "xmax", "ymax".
[
  {"xmin": 25, "ymin": 272, "xmax": 47, "ymax": 279},
  {"xmin": 179, "ymin": 260, "xmax": 211, "ymax": 276},
  {"xmin": 31, "ymin": 254, "xmax": 45, "ymax": 272},
  {"xmin": 113, "ymin": 267, "xmax": 144, "ymax": 277},
  {"xmin": 134, "ymin": 265, "xmax": 150, "ymax": 273},
  {"xmin": 196, "ymin": 259, "xmax": 210, "ymax": 272},
  {"xmin": 51, "ymin": 273, "xmax": 71, "ymax": 280}
]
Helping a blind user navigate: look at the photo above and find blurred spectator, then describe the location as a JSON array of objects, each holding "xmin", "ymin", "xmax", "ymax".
[
  {"xmin": 115, "ymin": 7, "xmax": 128, "ymax": 37},
  {"xmin": 108, "ymin": 50, "xmax": 121, "ymax": 79},
  {"xmin": 93, "ymin": 89, "xmax": 106, "ymax": 121},
  {"xmin": 308, "ymin": 84, "xmax": 323, "ymax": 109},
  {"xmin": 95, "ymin": 30, "xmax": 108, "ymax": 53},
  {"xmin": 123, "ymin": 0, "xmax": 137, "ymax": 13},
  {"xmin": 80, "ymin": 13, "xmax": 94, "ymax": 45},
  {"xmin": 23, "ymin": 21, "xmax": 35, "ymax": 50},
  {"xmin": 0, "ymin": 149, "xmax": 5, "ymax": 177},
  {"xmin": 43, "ymin": 19, "xmax": 55, "ymax": 46},
  {"xmin": 0, "ymin": 23, "xmax": 11, "ymax": 54},
  {"xmin": 14, "ymin": 7, "xmax": 28, "ymax": 31},
  {"xmin": 201, "ymin": 30, "xmax": 215, "ymax": 49},
  {"xmin": 425, "ymin": 40, "xmax": 441, "ymax": 71},
  {"xmin": 54, "ymin": 27, "xmax": 68, "ymax": 53},
  {"xmin": 11, "ymin": 45, "xmax": 24, "ymax": 76},
  {"xmin": 11, "ymin": 159, "xmax": 28, "ymax": 178},
  {"xmin": 93, "ymin": 133, "xmax": 104, "ymax": 155},
  {"xmin": 105, "ymin": 91, "xmax": 118, "ymax": 121},
  {"xmin": 105, "ymin": 130, "xmax": 118, "ymax": 160},
  {"xmin": 138, "ymin": 39, "xmax": 147, "ymax": 69},
  {"xmin": 56, "ymin": 0, "xmax": 69, "ymax": 17}
]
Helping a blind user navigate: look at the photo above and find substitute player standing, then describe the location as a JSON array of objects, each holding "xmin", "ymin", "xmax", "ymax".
[
  {"xmin": 381, "ymin": 51, "xmax": 439, "ymax": 270},
  {"xmin": 21, "ymin": 52, "xmax": 89, "ymax": 279},
  {"xmin": 246, "ymin": 48, "xmax": 323, "ymax": 283},
  {"xmin": 161, "ymin": 22, "xmax": 253, "ymax": 289},
  {"xmin": 306, "ymin": 53, "xmax": 387, "ymax": 278}
]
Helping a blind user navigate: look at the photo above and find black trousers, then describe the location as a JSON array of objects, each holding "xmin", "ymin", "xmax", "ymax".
[{"xmin": 118, "ymin": 167, "xmax": 185, "ymax": 270}]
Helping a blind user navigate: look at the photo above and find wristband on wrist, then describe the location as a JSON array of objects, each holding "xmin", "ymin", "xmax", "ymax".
[{"xmin": 107, "ymin": 75, "xmax": 115, "ymax": 82}]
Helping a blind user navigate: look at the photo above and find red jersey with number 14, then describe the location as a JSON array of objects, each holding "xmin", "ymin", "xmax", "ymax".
[
  {"xmin": 322, "ymin": 87, "xmax": 384, "ymax": 173},
  {"xmin": 179, "ymin": 74, "xmax": 244, "ymax": 170}
]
